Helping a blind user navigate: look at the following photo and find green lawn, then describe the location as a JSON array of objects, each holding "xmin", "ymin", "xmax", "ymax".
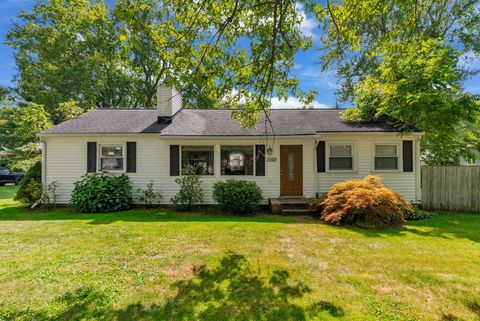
[{"xmin": 0, "ymin": 185, "xmax": 479, "ymax": 321}]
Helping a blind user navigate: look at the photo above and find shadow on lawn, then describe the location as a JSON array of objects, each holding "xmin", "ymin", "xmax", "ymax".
[
  {"xmin": 0, "ymin": 253, "xmax": 344, "ymax": 321},
  {"xmin": 441, "ymin": 298, "xmax": 480, "ymax": 321},
  {"xmin": 344, "ymin": 212, "xmax": 480, "ymax": 243},
  {"xmin": 1, "ymin": 201, "xmax": 480, "ymax": 242},
  {"xmin": 0, "ymin": 204, "xmax": 303, "ymax": 225}
]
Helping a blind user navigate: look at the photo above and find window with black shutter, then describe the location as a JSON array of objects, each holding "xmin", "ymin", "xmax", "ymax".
[
  {"xmin": 403, "ymin": 140, "xmax": 413, "ymax": 172},
  {"xmin": 126, "ymin": 142, "xmax": 136, "ymax": 173},
  {"xmin": 316, "ymin": 141, "xmax": 325, "ymax": 172},
  {"xmin": 255, "ymin": 145, "xmax": 265, "ymax": 176},
  {"xmin": 170, "ymin": 145, "xmax": 180, "ymax": 176},
  {"xmin": 87, "ymin": 142, "xmax": 97, "ymax": 173}
]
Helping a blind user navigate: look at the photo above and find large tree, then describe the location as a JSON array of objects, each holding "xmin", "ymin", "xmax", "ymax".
[
  {"xmin": 314, "ymin": 0, "xmax": 480, "ymax": 100},
  {"xmin": 314, "ymin": 0, "xmax": 480, "ymax": 164},
  {"xmin": 6, "ymin": 0, "xmax": 133, "ymax": 114},
  {"xmin": 6, "ymin": 0, "xmax": 314, "ymax": 127},
  {"xmin": 6, "ymin": 0, "xmax": 480, "ymax": 164}
]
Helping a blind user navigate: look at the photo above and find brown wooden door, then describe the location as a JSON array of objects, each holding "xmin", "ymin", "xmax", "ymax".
[{"xmin": 280, "ymin": 145, "xmax": 303, "ymax": 196}]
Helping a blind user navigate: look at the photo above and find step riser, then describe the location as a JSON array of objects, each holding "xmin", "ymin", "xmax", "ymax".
[
  {"xmin": 281, "ymin": 209, "xmax": 318, "ymax": 216},
  {"xmin": 269, "ymin": 197, "xmax": 313, "ymax": 215},
  {"xmin": 281, "ymin": 203, "xmax": 310, "ymax": 209}
]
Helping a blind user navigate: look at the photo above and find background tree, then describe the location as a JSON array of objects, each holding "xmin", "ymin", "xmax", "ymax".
[
  {"xmin": 314, "ymin": 0, "xmax": 480, "ymax": 164},
  {"xmin": 53, "ymin": 100, "xmax": 85, "ymax": 123},
  {"xmin": 0, "ymin": 102, "xmax": 51, "ymax": 172},
  {"xmin": 5, "ymin": 0, "xmax": 480, "ymax": 165},
  {"xmin": 6, "ymin": 0, "xmax": 132, "ymax": 114},
  {"xmin": 314, "ymin": 0, "xmax": 480, "ymax": 100},
  {"xmin": 342, "ymin": 38, "xmax": 480, "ymax": 164},
  {"xmin": 6, "ymin": 0, "xmax": 315, "ymax": 128}
]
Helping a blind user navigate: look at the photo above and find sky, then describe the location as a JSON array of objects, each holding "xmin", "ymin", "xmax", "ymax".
[{"xmin": 0, "ymin": 0, "xmax": 479, "ymax": 109}]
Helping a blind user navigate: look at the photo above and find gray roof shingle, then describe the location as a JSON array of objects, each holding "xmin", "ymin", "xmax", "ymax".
[{"xmin": 40, "ymin": 108, "xmax": 403, "ymax": 136}]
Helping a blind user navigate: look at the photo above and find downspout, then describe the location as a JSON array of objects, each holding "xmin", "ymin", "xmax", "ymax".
[
  {"xmin": 315, "ymin": 137, "xmax": 320, "ymax": 198},
  {"xmin": 415, "ymin": 138, "xmax": 421, "ymax": 202},
  {"xmin": 41, "ymin": 138, "xmax": 47, "ymax": 195}
]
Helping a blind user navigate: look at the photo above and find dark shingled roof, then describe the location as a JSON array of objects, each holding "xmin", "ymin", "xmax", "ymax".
[{"xmin": 40, "ymin": 108, "xmax": 403, "ymax": 136}]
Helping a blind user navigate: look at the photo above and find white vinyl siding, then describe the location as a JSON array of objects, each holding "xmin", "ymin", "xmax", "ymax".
[
  {"xmin": 43, "ymin": 136, "xmax": 318, "ymax": 204},
  {"xmin": 42, "ymin": 133, "xmax": 420, "ymax": 204},
  {"xmin": 317, "ymin": 134, "xmax": 420, "ymax": 201}
]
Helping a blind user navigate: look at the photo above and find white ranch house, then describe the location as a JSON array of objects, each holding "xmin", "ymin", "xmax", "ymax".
[{"xmin": 39, "ymin": 86, "xmax": 422, "ymax": 205}]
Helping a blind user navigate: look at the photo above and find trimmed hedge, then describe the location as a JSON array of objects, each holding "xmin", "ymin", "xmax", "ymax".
[
  {"xmin": 213, "ymin": 179, "xmax": 263, "ymax": 215},
  {"xmin": 71, "ymin": 173, "xmax": 132, "ymax": 213}
]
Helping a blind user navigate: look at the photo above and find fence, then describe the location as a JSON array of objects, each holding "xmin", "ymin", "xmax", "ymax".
[{"xmin": 421, "ymin": 166, "xmax": 480, "ymax": 212}]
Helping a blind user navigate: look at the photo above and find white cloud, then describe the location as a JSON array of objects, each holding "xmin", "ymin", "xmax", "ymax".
[
  {"xmin": 459, "ymin": 51, "xmax": 480, "ymax": 72},
  {"xmin": 295, "ymin": 3, "xmax": 317, "ymax": 38},
  {"xmin": 270, "ymin": 96, "xmax": 332, "ymax": 109},
  {"xmin": 297, "ymin": 66, "xmax": 339, "ymax": 90}
]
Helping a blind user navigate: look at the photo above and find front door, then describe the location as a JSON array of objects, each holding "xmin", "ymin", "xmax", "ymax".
[{"xmin": 280, "ymin": 145, "xmax": 303, "ymax": 196}]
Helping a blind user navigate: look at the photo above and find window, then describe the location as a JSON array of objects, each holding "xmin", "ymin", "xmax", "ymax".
[
  {"xmin": 329, "ymin": 144, "xmax": 353, "ymax": 170},
  {"xmin": 374, "ymin": 144, "xmax": 398, "ymax": 170},
  {"xmin": 181, "ymin": 146, "xmax": 214, "ymax": 175},
  {"xmin": 99, "ymin": 145, "xmax": 124, "ymax": 171},
  {"xmin": 221, "ymin": 145, "xmax": 254, "ymax": 175}
]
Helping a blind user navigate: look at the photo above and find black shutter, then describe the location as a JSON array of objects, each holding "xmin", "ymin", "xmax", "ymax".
[
  {"xmin": 170, "ymin": 145, "xmax": 180, "ymax": 176},
  {"xmin": 317, "ymin": 141, "xmax": 326, "ymax": 172},
  {"xmin": 255, "ymin": 145, "xmax": 265, "ymax": 176},
  {"xmin": 87, "ymin": 142, "xmax": 97, "ymax": 173},
  {"xmin": 403, "ymin": 140, "xmax": 413, "ymax": 172},
  {"xmin": 126, "ymin": 142, "xmax": 137, "ymax": 173}
]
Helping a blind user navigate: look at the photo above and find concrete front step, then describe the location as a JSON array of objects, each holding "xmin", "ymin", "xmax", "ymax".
[
  {"xmin": 269, "ymin": 197, "xmax": 315, "ymax": 215},
  {"xmin": 280, "ymin": 208, "xmax": 318, "ymax": 216}
]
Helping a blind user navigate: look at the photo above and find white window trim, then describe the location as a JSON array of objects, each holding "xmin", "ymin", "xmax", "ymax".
[
  {"xmin": 371, "ymin": 142, "xmax": 402, "ymax": 172},
  {"xmin": 180, "ymin": 145, "xmax": 215, "ymax": 176},
  {"xmin": 219, "ymin": 144, "xmax": 256, "ymax": 177},
  {"xmin": 326, "ymin": 142, "xmax": 356, "ymax": 172},
  {"xmin": 98, "ymin": 143, "xmax": 126, "ymax": 173}
]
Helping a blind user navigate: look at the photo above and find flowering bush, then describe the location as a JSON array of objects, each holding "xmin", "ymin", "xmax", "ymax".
[{"xmin": 320, "ymin": 175, "xmax": 411, "ymax": 229}]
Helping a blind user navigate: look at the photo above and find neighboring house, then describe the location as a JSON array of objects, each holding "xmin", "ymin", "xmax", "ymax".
[
  {"xmin": 459, "ymin": 150, "xmax": 480, "ymax": 166},
  {"xmin": 39, "ymin": 86, "xmax": 423, "ymax": 205}
]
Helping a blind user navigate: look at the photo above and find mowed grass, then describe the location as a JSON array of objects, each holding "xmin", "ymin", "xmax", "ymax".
[{"xmin": 0, "ymin": 185, "xmax": 479, "ymax": 321}]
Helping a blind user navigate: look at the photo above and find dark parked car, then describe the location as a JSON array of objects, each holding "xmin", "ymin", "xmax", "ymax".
[{"xmin": 0, "ymin": 167, "xmax": 23, "ymax": 186}]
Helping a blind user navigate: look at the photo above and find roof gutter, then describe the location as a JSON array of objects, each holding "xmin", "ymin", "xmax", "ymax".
[
  {"xmin": 314, "ymin": 131, "xmax": 424, "ymax": 138},
  {"xmin": 38, "ymin": 133, "xmax": 161, "ymax": 137}
]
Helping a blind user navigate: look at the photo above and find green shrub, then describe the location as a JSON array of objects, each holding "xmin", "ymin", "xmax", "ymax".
[
  {"xmin": 43, "ymin": 181, "xmax": 59, "ymax": 205},
  {"xmin": 71, "ymin": 173, "xmax": 133, "ymax": 213},
  {"xmin": 320, "ymin": 175, "xmax": 410, "ymax": 229},
  {"xmin": 171, "ymin": 166, "xmax": 203, "ymax": 210},
  {"xmin": 213, "ymin": 179, "xmax": 263, "ymax": 215},
  {"xmin": 309, "ymin": 194, "xmax": 326, "ymax": 215},
  {"xmin": 135, "ymin": 180, "xmax": 162, "ymax": 207},
  {"xmin": 14, "ymin": 160, "xmax": 42, "ymax": 205},
  {"xmin": 404, "ymin": 204, "xmax": 437, "ymax": 220}
]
